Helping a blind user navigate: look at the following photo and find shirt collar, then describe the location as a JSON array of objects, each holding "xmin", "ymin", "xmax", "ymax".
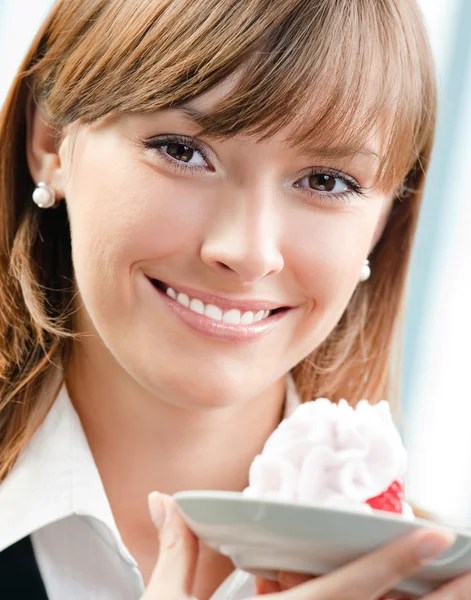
[
  {"xmin": 0, "ymin": 384, "xmax": 133, "ymax": 562},
  {"xmin": 284, "ymin": 372, "xmax": 301, "ymax": 418},
  {"xmin": 0, "ymin": 375, "xmax": 301, "ymax": 558}
]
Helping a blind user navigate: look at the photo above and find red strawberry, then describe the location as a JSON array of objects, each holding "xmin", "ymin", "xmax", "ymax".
[{"xmin": 366, "ymin": 479, "xmax": 404, "ymax": 514}]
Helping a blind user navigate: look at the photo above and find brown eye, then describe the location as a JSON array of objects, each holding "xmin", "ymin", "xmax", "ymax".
[
  {"xmin": 309, "ymin": 174, "xmax": 338, "ymax": 192},
  {"xmin": 144, "ymin": 136, "xmax": 208, "ymax": 168},
  {"xmin": 165, "ymin": 143, "xmax": 195, "ymax": 163},
  {"xmin": 296, "ymin": 171, "xmax": 350, "ymax": 196}
]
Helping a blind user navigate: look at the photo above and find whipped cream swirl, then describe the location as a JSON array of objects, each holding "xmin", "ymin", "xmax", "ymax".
[{"xmin": 244, "ymin": 398, "xmax": 410, "ymax": 514}]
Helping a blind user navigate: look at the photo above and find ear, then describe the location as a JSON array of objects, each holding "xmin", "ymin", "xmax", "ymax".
[{"xmin": 25, "ymin": 94, "xmax": 66, "ymax": 198}]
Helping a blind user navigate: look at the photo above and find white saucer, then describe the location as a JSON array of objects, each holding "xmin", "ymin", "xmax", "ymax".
[{"xmin": 174, "ymin": 491, "xmax": 471, "ymax": 598}]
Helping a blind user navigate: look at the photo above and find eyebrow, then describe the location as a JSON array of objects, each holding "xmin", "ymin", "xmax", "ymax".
[
  {"xmin": 298, "ymin": 145, "xmax": 381, "ymax": 162},
  {"xmin": 173, "ymin": 104, "xmax": 208, "ymax": 128},
  {"xmin": 174, "ymin": 104, "xmax": 380, "ymax": 162}
]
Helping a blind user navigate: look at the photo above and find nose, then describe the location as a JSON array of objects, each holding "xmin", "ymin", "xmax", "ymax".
[{"xmin": 200, "ymin": 185, "xmax": 284, "ymax": 284}]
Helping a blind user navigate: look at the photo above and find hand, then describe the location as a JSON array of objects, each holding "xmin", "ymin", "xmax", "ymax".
[
  {"xmin": 260, "ymin": 570, "xmax": 471, "ymax": 600},
  {"xmin": 253, "ymin": 527, "xmax": 456, "ymax": 599},
  {"xmin": 141, "ymin": 492, "xmax": 199, "ymax": 599},
  {"xmin": 142, "ymin": 492, "xmax": 456, "ymax": 600}
]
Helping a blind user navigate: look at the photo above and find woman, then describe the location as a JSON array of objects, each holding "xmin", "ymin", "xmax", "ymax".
[{"xmin": 0, "ymin": 0, "xmax": 466, "ymax": 598}]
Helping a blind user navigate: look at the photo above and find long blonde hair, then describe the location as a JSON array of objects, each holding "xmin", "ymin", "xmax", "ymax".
[{"xmin": 0, "ymin": 0, "xmax": 436, "ymax": 481}]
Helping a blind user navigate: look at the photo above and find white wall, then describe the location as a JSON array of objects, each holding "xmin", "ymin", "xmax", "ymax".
[
  {"xmin": 417, "ymin": 0, "xmax": 460, "ymax": 74},
  {"xmin": 405, "ymin": 39, "xmax": 471, "ymax": 524},
  {"xmin": 0, "ymin": 0, "xmax": 53, "ymax": 106}
]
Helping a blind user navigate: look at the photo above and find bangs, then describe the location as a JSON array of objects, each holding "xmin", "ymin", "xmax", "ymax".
[{"xmin": 31, "ymin": 0, "xmax": 436, "ymax": 191}]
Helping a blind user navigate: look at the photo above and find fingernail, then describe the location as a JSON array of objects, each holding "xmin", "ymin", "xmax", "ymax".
[
  {"xmin": 418, "ymin": 532, "xmax": 456, "ymax": 561},
  {"xmin": 148, "ymin": 491, "xmax": 165, "ymax": 529}
]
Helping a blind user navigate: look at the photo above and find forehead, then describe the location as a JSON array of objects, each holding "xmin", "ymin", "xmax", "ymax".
[
  {"xmin": 42, "ymin": 0, "xmax": 429, "ymax": 195},
  {"xmin": 174, "ymin": 74, "xmax": 383, "ymax": 168}
]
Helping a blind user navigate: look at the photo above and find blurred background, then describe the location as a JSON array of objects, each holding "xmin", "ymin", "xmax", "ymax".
[{"xmin": 0, "ymin": 1, "xmax": 470, "ymax": 525}]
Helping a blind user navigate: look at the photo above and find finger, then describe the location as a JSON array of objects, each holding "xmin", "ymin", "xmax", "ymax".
[
  {"xmin": 254, "ymin": 577, "xmax": 281, "ymax": 594},
  {"xmin": 421, "ymin": 570, "xmax": 471, "ymax": 598},
  {"xmin": 281, "ymin": 528, "xmax": 455, "ymax": 600},
  {"xmin": 144, "ymin": 492, "xmax": 199, "ymax": 599},
  {"xmin": 278, "ymin": 571, "xmax": 314, "ymax": 591},
  {"xmin": 321, "ymin": 528, "xmax": 455, "ymax": 600}
]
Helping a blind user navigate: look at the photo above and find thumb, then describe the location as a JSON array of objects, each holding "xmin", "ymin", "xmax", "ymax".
[{"xmin": 143, "ymin": 492, "xmax": 200, "ymax": 599}]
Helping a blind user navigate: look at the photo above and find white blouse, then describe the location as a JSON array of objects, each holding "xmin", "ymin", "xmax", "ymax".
[{"xmin": 0, "ymin": 380, "xmax": 300, "ymax": 599}]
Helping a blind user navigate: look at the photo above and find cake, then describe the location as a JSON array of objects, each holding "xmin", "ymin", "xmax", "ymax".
[{"xmin": 244, "ymin": 397, "xmax": 413, "ymax": 518}]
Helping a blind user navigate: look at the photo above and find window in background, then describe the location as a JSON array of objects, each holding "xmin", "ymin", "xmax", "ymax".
[{"xmin": 404, "ymin": 0, "xmax": 471, "ymax": 525}]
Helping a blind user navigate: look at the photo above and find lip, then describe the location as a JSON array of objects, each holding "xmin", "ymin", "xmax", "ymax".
[{"xmin": 146, "ymin": 277, "xmax": 294, "ymax": 342}]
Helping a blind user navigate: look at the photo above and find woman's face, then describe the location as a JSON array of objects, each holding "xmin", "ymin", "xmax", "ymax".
[{"xmin": 58, "ymin": 84, "xmax": 393, "ymax": 408}]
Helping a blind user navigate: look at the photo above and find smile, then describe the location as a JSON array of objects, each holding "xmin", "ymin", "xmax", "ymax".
[
  {"xmin": 166, "ymin": 286, "xmax": 273, "ymax": 324},
  {"xmin": 148, "ymin": 277, "xmax": 292, "ymax": 342}
]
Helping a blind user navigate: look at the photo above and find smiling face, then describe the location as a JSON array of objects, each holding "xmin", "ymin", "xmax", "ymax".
[{"xmin": 59, "ymin": 82, "xmax": 393, "ymax": 409}]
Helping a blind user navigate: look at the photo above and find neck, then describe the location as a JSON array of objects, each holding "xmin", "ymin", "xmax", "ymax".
[
  {"xmin": 65, "ymin": 337, "xmax": 286, "ymax": 594},
  {"xmin": 67, "ymin": 347, "xmax": 286, "ymax": 496}
]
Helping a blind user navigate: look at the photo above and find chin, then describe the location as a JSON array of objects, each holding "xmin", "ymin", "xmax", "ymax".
[
  {"xmin": 144, "ymin": 363, "xmax": 265, "ymax": 411},
  {"xmin": 164, "ymin": 381, "xmax": 249, "ymax": 410}
]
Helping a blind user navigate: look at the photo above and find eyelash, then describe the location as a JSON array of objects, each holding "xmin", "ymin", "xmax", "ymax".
[
  {"xmin": 142, "ymin": 134, "xmax": 211, "ymax": 173},
  {"xmin": 141, "ymin": 134, "xmax": 366, "ymax": 204},
  {"xmin": 296, "ymin": 168, "xmax": 365, "ymax": 205}
]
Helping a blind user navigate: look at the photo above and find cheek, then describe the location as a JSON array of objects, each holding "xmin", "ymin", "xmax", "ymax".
[
  {"xmin": 64, "ymin": 141, "xmax": 207, "ymax": 312},
  {"xmin": 286, "ymin": 205, "xmax": 380, "ymax": 314}
]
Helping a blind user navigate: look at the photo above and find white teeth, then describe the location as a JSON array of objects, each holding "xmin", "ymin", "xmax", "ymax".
[
  {"xmin": 189, "ymin": 298, "xmax": 204, "ymax": 314},
  {"xmin": 240, "ymin": 311, "xmax": 254, "ymax": 325},
  {"xmin": 177, "ymin": 293, "xmax": 190, "ymax": 307},
  {"xmin": 223, "ymin": 309, "xmax": 242, "ymax": 324},
  {"xmin": 165, "ymin": 286, "xmax": 273, "ymax": 325},
  {"xmin": 205, "ymin": 304, "xmax": 223, "ymax": 321}
]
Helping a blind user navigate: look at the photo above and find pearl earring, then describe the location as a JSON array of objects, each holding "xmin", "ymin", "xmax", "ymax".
[
  {"xmin": 32, "ymin": 182, "xmax": 57, "ymax": 209},
  {"xmin": 360, "ymin": 259, "xmax": 371, "ymax": 282}
]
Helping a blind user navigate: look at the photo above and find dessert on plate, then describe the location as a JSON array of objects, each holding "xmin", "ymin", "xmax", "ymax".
[{"xmin": 244, "ymin": 395, "xmax": 413, "ymax": 518}]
